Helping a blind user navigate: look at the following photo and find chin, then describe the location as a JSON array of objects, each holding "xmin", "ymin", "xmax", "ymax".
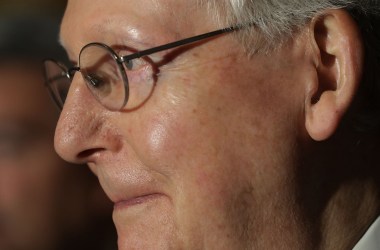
[{"xmin": 114, "ymin": 196, "xmax": 178, "ymax": 250}]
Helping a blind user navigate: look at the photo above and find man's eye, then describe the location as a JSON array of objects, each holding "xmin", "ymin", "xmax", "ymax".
[
  {"xmin": 85, "ymin": 72, "xmax": 114, "ymax": 98},
  {"xmin": 124, "ymin": 58, "xmax": 149, "ymax": 71},
  {"xmin": 86, "ymin": 73, "xmax": 107, "ymax": 88},
  {"xmin": 125, "ymin": 60, "xmax": 134, "ymax": 70}
]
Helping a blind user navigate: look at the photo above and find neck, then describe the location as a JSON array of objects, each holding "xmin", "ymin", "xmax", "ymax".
[
  {"xmin": 297, "ymin": 128, "xmax": 380, "ymax": 250},
  {"xmin": 320, "ymin": 179, "xmax": 380, "ymax": 249}
]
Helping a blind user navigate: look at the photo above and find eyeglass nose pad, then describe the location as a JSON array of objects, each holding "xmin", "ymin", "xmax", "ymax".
[{"xmin": 68, "ymin": 67, "xmax": 80, "ymax": 79}]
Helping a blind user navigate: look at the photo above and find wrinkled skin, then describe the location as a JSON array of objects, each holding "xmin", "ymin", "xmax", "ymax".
[{"xmin": 56, "ymin": 0, "xmax": 320, "ymax": 249}]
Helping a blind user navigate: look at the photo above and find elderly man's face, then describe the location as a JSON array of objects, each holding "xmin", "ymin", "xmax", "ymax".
[{"xmin": 57, "ymin": 0, "xmax": 308, "ymax": 248}]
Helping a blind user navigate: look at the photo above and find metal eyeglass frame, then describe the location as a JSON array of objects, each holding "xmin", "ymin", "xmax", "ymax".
[{"xmin": 46, "ymin": 23, "xmax": 251, "ymax": 110}]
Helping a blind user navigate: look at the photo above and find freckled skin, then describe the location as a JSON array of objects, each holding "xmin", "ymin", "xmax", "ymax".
[{"xmin": 56, "ymin": 0, "xmax": 311, "ymax": 249}]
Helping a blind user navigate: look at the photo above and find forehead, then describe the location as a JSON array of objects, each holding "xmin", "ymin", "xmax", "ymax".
[{"xmin": 60, "ymin": 0, "xmax": 208, "ymax": 58}]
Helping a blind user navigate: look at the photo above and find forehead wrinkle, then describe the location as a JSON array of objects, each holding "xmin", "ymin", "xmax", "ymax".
[
  {"xmin": 87, "ymin": 17, "xmax": 154, "ymax": 48},
  {"xmin": 60, "ymin": 1, "xmax": 208, "ymax": 59},
  {"xmin": 91, "ymin": 17, "xmax": 115, "ymax": 36},
  {"xmin": 60, "ymin": 17, "xmax": 121, "ymax": 60}
]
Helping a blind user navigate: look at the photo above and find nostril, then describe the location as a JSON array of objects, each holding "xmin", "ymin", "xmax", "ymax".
[{"xmin": 77, "ymin": 148, "xmax": 105, "ymax": 160}]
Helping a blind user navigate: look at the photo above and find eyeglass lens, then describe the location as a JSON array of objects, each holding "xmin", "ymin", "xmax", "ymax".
[
  {"xmin": 44, "ymin": 60, "xmax": 71, "ymax": 109},
  {"xmin": 44, "ymin": 43, "xmax": 156, "ymax": 111}
]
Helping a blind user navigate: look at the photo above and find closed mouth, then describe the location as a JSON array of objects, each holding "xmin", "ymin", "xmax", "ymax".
[{"xmin": 114, "ymin": 193, "xmax": 164, "ymax": 210}]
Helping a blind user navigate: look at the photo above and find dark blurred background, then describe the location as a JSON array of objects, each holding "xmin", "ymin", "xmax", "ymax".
[
  {"xmin": 0, "ymin": 1, "xmax": 117, "ymax": 250},
  {"xmin": 0, "ymin": 0, "xmax": 66, "ymax": 17}
]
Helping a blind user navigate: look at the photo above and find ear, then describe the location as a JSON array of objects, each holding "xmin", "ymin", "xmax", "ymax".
[{"xmin": 305, "ymin": 9, "xmax": 364, "ymax": 141}]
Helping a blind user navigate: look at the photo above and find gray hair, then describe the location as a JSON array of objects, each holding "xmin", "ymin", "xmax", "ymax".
[
  {"xmin": 201, "ymin": 0, "xmax": 379, "ymax": 52},
  {"xmin": 200, "ymin": 0, "xmax": 380, "ymax": 132}
]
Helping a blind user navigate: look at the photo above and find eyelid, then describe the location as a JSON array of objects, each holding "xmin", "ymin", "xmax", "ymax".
[{"xmin": 123, "ymin": 56, "xmax": 152, "ymax": 71}]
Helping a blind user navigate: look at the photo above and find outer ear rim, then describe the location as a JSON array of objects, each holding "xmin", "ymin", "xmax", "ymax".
[{"xmin": 304, "ymin": 9, "xmax": 364, "ymax": 141}]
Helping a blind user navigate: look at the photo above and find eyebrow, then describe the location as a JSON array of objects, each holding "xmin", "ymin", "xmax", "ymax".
[
  {"xmin": 58, "ymin": 21, "xmax": 112, "ymax": 59},
  {"xmin": 59, "ymin": 18, "xmax": 162, "ymax": 60}
]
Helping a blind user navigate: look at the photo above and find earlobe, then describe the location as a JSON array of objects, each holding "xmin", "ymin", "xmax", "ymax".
[{"xmin": 305, "ymin": 9, "xmax": 364, "ymax": 141}]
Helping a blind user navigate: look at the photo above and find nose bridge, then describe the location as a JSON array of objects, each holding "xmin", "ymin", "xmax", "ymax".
[
  {"xmin": 68, "ymin": 66, "xmax": 80, "ymax": 79},
  {"xmin": 54, "ymin": 74, "xmax": 103, "ymax": 163}
]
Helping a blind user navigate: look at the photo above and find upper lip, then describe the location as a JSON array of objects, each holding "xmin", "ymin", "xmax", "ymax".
[
  {"xmin": 88, "ymin": 163, "xmax": 166, "ymax": 206},
  {"xmin": 113, "ymin": 193, "xmax": 164, "ymax": 210},
  {"xmin": 112, "ymin": 192, "xmax": 163, "ymax": 205},
  {"xmin": 106, "ymin": 183, "xmax": 163, "ymax": 206}
]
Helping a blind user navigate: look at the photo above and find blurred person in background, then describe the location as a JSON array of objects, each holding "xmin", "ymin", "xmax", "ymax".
[{"xmin": 0, "ymin": 9, "xmax": 116, "ymax": 250}]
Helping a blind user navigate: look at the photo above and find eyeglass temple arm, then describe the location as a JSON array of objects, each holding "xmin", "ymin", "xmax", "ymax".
[{"xmin": 120, "ymin": 23, "xmax": 252, "ymax": 62}]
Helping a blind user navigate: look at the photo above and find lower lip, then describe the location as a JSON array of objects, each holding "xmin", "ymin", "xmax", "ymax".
[{"xmin": 114, "ymin": 194, "xmax": 163, "ymax": 210}]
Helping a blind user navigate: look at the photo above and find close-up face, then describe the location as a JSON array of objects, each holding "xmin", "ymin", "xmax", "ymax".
[
  {"xmin": 56, "ymin": 0, "xmax": 310, "ymax": 249},
  {"xmin": 0, "ymin": 60, "xmax": 109, "ymax": 250}
]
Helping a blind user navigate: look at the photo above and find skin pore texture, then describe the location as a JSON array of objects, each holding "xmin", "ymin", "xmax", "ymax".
[{"xmin": 56, "ymin": 0, "xmax": 380, "ymax": 249}]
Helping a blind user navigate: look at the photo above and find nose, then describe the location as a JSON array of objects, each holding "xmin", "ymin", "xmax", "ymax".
[{"xmin": 54, "ymin": 74, "xmax": 120, "ymax": 164}]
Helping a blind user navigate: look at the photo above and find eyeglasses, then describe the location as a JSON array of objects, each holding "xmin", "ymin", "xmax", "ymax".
[{"xmin": 43, "ymin": 24, "xmax": 249, "ymax": 111}]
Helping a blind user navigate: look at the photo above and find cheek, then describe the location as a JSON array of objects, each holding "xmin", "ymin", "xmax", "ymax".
[
  {"xmin": 132, "ymin": 79, "xmax": 205, "ymax": 163},
  {"xmin": 131, "ymin": 68, "xmax": 248, "ymax": 178},
  {"xmin": 139, "ymin": 108, "xmax": 237, "ymax": 193},
  {"xmin": 145, "ymin": 118, "xmax": 171, "ymax": 156},
  {"xmin": 139, "ymin": 110, "xmax": 195, "ymax": 164}
]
